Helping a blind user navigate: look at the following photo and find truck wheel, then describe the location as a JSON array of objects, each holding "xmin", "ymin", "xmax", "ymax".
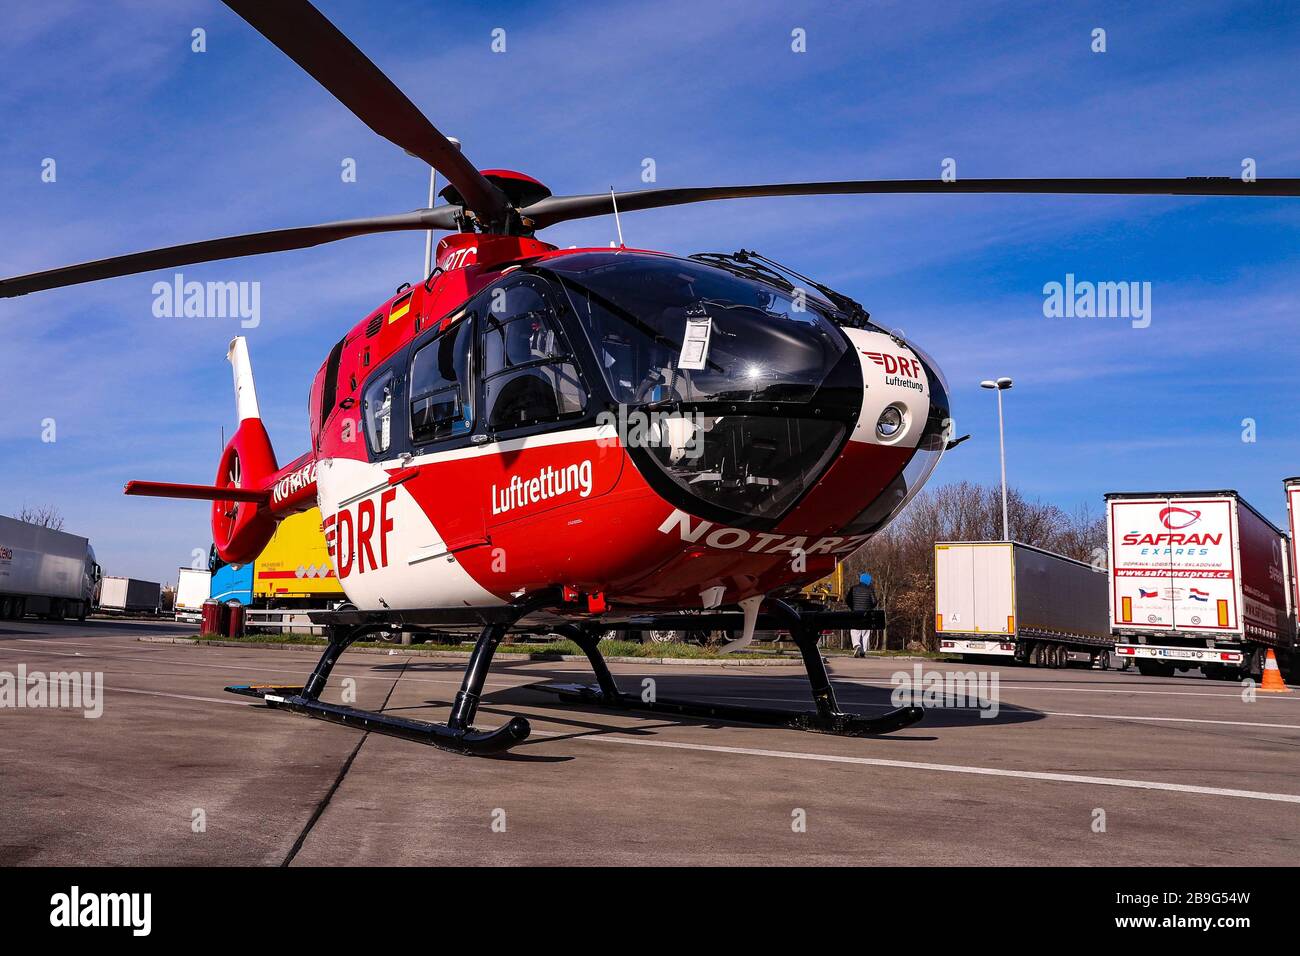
[
  {"xmin": 1055, "ymin": 645, "xmax": 1071, "ymax": 668},
  {"xmin": 1097, "ymin": 650, "xmax": 1110, "ymax": 671},
  {"xmin": 1028, "ymin": 642, "xmax": 1041, "ymax": 666},
  {"xmin": 1244, "ymin": 649, "xmax": 1264, "ymax": 682}
]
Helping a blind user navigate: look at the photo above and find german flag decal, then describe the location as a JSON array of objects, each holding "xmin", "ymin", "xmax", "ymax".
[{"xmin": 388, "ymin": 291, "xmax": 413, "ymax": 324}]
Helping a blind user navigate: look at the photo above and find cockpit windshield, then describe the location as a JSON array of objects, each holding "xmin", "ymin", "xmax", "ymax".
[
  {"xmin": 536, "ymin": 252, "xmax": 865, "ymax": 524},
  {"xmin": 543, "ymin": 252, "xmax": 850, "ymax": 407}
]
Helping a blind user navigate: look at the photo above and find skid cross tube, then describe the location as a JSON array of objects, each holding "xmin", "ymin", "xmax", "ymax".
[
  {"xmin": 226, "ymin": 596, "xmax": 553, "ymax": 756},
  {"xmin": 534, "ymin": 602, "xmax": 924, "ymax": 737}
]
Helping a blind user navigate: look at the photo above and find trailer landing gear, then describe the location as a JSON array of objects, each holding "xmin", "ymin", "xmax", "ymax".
[
  {"xmin": 531, "ymin": 602, "xmax": 924, "ymax": 737},
  {"xmin": 225, "ymin": 603, "xmax": 544, "ymax": 756}
]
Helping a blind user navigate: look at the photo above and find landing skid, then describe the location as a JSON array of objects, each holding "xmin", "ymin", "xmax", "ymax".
[
  {"xmin": 224, "ymin": 593, "xmax": 556, "ymax": 757},
  {"xmin": 530, "ymin": 683, "xmax": 923, "ymax": 736},
  {"xmin": 224, "ymin": 595, "xmax": 921, "ymax": 754},
  {"xmin": 226, "ymin": 684, "xmax": 531, "ymax": 756},
  {"xmin": 532, "ymin": 601, "xmax": 924, "ymax": 737}
]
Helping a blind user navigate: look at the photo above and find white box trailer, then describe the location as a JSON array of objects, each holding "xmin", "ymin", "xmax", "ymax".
[
  {"xmin": 1106, "ymin": 491, "xmax": 1293, "ymax": 679},
  {"xmin": 174, "ymin": 567, "xmax": 211, "ymax": 624},
  {"xmin": 0, "ymin": 514, "xmax": 100, "ymax": 621},
  {"xmin": 934, "ymin": 541, "xmax": 1112, "ymax": 668},
  {"xmin": 97, "ymin": 576, "xmax": 161, "ymax": 614}
]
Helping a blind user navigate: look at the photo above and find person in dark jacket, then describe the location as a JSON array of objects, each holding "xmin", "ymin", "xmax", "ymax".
[{"xmin": 846, "ymin": 572, "xmax": 878, "ymax": 658}]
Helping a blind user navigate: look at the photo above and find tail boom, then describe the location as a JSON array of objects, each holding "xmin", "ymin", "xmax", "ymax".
[{"xmin": 124, "ymin": 481, "xmax": 270, "ymax": 503}]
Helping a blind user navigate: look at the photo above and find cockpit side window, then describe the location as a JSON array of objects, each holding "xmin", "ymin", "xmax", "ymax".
[
  {"xmin": 362, "ymin": 370, "xmax": 396, "ymax": 456},
  {"xmin": 480, "ymin": 277, "xmax": 588, "ymax": 433},
  {"xmin": 409, "ymin": 318, "xmax": 474, "ymax": 446},
  {"xmin": 320, "ymin": 336, "xmax": 346, "ymax": 432}
]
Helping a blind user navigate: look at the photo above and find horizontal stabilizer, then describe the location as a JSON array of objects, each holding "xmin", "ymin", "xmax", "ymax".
[{"xmin": 124, "ymin": 480, "xmax": 270, "ymax": 504}]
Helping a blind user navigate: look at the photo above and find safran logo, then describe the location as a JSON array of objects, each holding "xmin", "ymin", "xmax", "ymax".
[{"xmin": 1159, "ymin": 506, "xmax": 1201, "ymax": 530}]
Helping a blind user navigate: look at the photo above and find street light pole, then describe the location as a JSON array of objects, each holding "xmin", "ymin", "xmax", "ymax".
[
  {"xmin": 410, "ymin": 136, "xmax": 459, "ymax": 280},
  {"xmin": 980, "ymin": 377, "xmax": 1014, "ymax": 540}
]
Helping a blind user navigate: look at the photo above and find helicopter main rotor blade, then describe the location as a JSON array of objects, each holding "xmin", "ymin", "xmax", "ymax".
[
  {"xmin": 521, "ymin": 177, "xmax": 1300, "ymax": 229},
  {"xmin": 0, "ymin": 208, "xmax": 459, "ymax": 298},
  {"xmin": 222, "ymin": 0, "xmax": 511, "ymax": 228}
]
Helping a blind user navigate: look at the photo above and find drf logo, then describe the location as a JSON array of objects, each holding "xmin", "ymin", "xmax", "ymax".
[
  {"xmin": 862, "ymin": 351, "xmax": 921, "ymax": 378},
  {"xmin": 323, "ymin": 489, "xmax": 396, "ymax": 579}
]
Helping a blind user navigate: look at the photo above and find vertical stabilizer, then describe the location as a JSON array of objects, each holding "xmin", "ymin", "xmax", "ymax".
[{"xmin": 228, "ymin": 336, "xmax": 261, "ymax": 422}]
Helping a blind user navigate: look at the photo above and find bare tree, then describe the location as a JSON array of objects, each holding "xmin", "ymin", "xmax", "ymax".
[
  {"xmin": 843, "ymin": 482, "xmax": 1107, "ymax": 651},
  {"xmin": 16, "ymin": 504, "xmax": 65, "ymax": 531}
]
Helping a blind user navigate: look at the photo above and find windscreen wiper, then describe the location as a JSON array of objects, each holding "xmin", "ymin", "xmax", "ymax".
[{"xmin": 691, "ymin": 249, "xmax": 872, "ymax": 328}]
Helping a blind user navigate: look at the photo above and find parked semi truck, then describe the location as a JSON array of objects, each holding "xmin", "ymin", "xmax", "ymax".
[
  {"xmin": 935, "ymin": 541, "xmax": 1112, "ymax": 667},
  {"xmin": 210, "ymin": 508, "xmax": 341, "ymax": 606},
  {"xmin": 0, "ymin": 514, "xmax": 100, "ymax": 621},
  {"xmin": 1106, "ymin": 491, "xmax": 1293, "ymax": 680},
  {"xmin": 174, "ymin": 567, "xmax": 212, "ymax": 624},
  {"xmin": 97, "ymin": 576, "xmax": 161, "ymax": 614},
  {"xmin": 207, "ymin": 508, "xmax": 341, "ymax": 633}
]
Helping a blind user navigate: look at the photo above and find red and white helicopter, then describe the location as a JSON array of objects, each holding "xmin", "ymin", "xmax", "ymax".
[{"xmin": 4, "ymin": 1, "xmax": 1295, "ymax": 755}]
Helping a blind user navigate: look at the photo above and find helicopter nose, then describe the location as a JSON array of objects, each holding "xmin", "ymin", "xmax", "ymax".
[{"xmin": 772, "ymin": 328, "xmax": 945, "ymax": 539}]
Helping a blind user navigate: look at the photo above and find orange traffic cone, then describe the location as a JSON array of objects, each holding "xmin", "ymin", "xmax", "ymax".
[{"xmin": 1260, "ymin": 649, "xmax": 1291, "ymax": 693}]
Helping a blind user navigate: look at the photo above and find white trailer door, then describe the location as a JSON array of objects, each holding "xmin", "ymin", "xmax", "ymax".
[
  {"xmin": 934, "ymin": 544, "xmax": 975, "ymax": 634},
  {"xmin": 1168, "ymin": 497, "xmax": 1238, "ymax": 632},
  {"xmin": 1109, "ymin": 498, "xmax": 1175, "ymax": 630},
  {"xmin": 971, "ymin": 544, "xmax": 1014, "ymax": 634},
  {"xmin": 1287, "ymin": 482, "xmax": 1300, "ymax": 617},
  {"xmin": 936, "ymin": 543, "xmax": 1013, "ymax": 635}
]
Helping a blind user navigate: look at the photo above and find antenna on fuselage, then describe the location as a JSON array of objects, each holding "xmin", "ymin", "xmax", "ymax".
[{"xmin": 610, "ymin": 186, "xmax": 625, "ymax": 248}]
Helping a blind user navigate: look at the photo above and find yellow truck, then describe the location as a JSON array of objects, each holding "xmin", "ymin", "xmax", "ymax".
[
  {"xmin": 251, "ymin": 508, "xmax": 343, "ymax": 604},
  {"xmin": 799, "ymin": 565, "xmax": 845, "ymax": 609}
]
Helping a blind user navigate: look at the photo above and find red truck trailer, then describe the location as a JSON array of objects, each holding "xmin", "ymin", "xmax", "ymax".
[{"xmin": 1106, "ymin": 491, "xmax": 1293, "ymax": 680}]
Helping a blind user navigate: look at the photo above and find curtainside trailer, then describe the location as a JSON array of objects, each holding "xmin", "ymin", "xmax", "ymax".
[
  {"xmin": 250, "ymin": 508, "xmax": 343, "ymax": 606},
  {"xmin": 934, "ymin": 541, "xmax": 1111, "ymax": 668},
  {"xmin": 1106, "ymin": 491, "xmax": 1294, "ymax": 680},
  {"xmin": 0, "ymin": 514, "xmax": 100, "ymax": 621},
  {"xmin": 97, "ymin": 576, "xmax": 161, "ymax": 614},
  {"xmin": 207, "ymin": 508, "xmax": 341, "ymax": 635}
]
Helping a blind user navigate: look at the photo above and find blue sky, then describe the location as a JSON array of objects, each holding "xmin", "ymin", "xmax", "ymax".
[{"xmin": 2, "ymin": 0, "xmax": 1298, "ymax": 583}]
